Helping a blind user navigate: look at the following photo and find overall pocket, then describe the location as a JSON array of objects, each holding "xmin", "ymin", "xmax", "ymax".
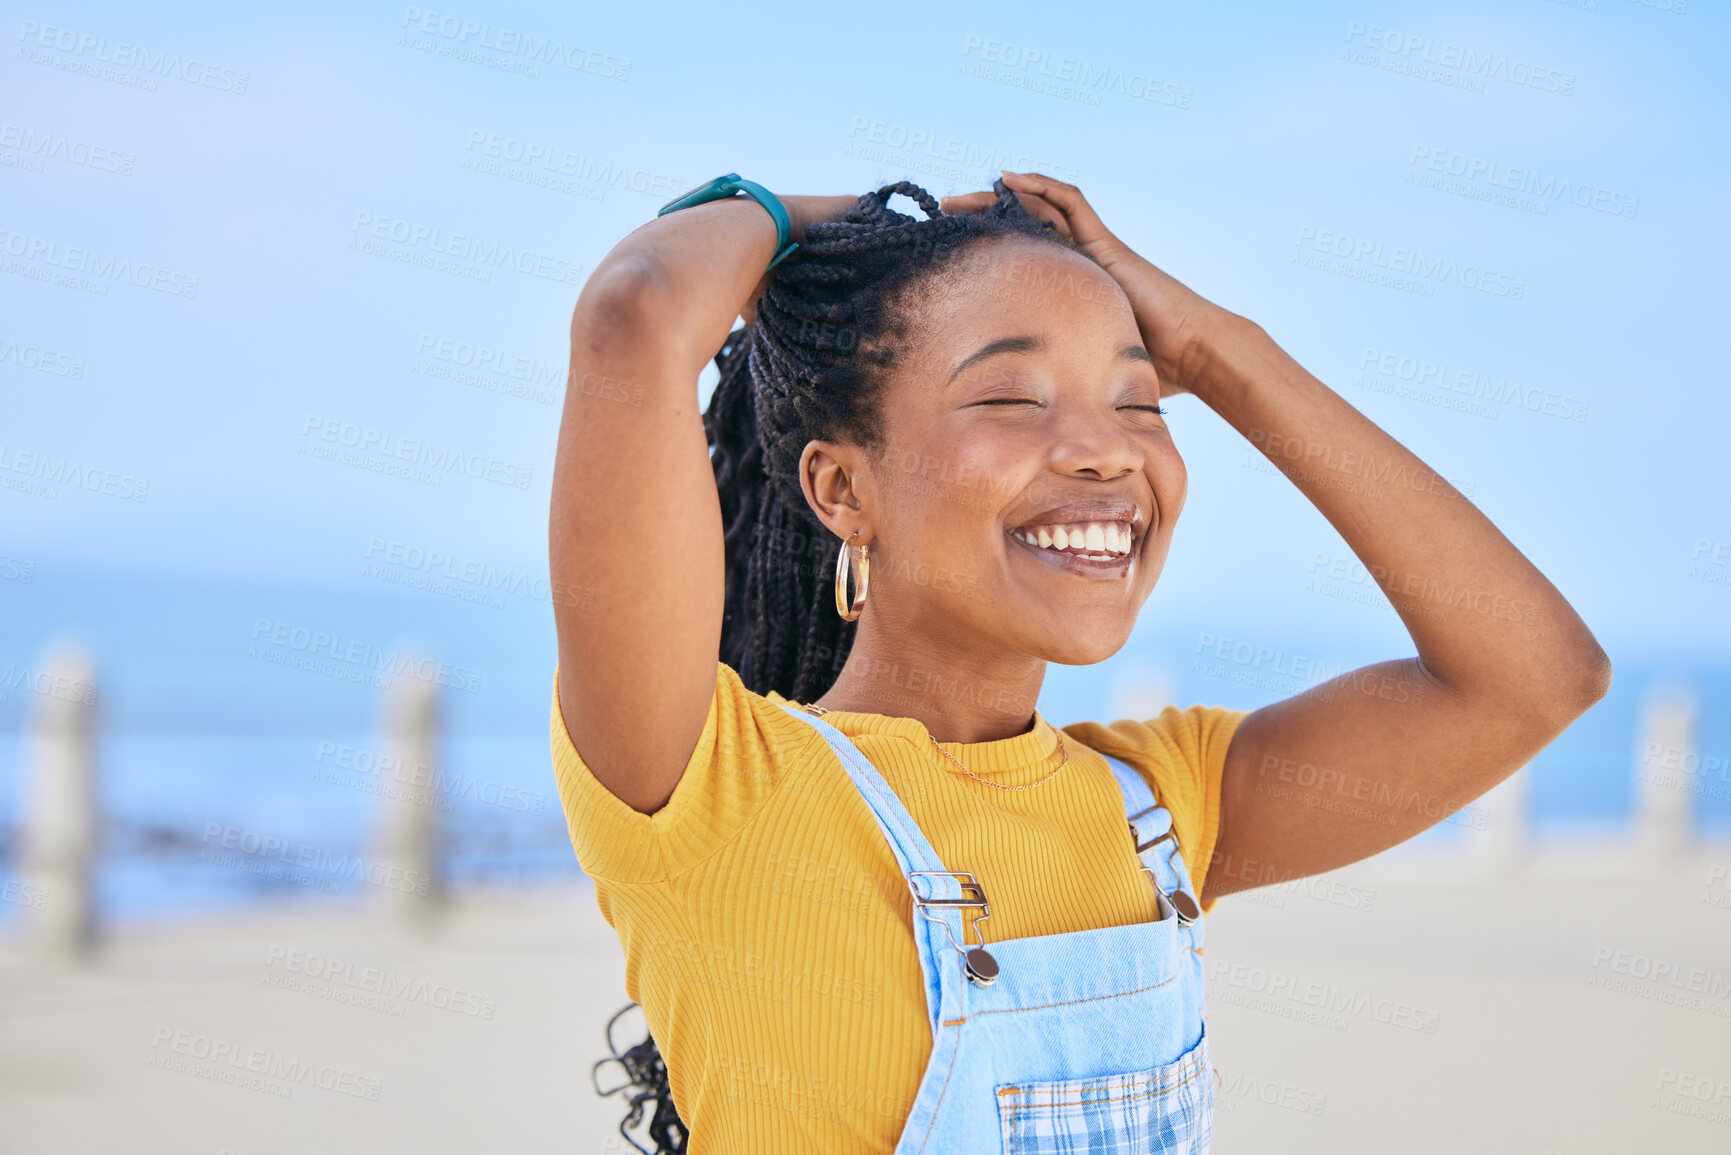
[{"xmin": 993, "ymin": 1029, "xmax": 1212, "ymax": 1154}]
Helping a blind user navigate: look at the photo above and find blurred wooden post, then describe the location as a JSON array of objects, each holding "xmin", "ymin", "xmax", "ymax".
[
  {"xmin": 371, "ymin": 670, "xmax": 445, "ymax": 928},
  {"xmin": 18, "ymin": 646, "xmax": 100, "ymax": 961},
  {"xmin": 1633, "ymin": 684, "xmax": 1694, "ymax": 866}
]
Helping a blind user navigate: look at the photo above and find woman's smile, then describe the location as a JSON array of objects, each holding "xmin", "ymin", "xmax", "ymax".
[
  {"xmin": 1003, "ymin": 499, "xmax": 1150, "ymax": 581},
  {"xmin": 1006, "ymin": 527, "xmax": 1137, "ymax": 580}
]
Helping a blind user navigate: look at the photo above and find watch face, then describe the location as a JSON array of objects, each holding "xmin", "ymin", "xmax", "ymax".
[
  {"xmin": 671, "ymin": 177, "xmax": 722, "ymax": 203},
  {"xmin": 665, "ymin": 174, "xmax": 739, "ymax": 210}
]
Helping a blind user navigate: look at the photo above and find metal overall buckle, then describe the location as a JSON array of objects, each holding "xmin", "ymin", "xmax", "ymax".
[
  {"xmin": 907, "ymin": 871, "xmax": 1000, "ymax": 987},
  {"xmin": 1126, "ymin": 804, "xmax": 1200, "ymax": 927}
]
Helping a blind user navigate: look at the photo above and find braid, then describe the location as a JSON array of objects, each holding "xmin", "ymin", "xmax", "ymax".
[
  {"xmin": 610, "ymin": 179, "xmax": 1092, "ymax": 1155},
  {"xmin": 703, "ymin": 178, "xmax": 1085, "ymax": 702}
]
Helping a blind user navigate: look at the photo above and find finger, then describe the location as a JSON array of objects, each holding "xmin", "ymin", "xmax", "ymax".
[
  {"xmin": 938, "ymin": 191, "xmax": 997, "ymax": 214},
  {"xmin": 999, "ymin": 172, "xmax": 1113, "ymax": 245},
  {"xmin": 1011, "ymin": 191, "xmax": 1073, "ymax": 239}
]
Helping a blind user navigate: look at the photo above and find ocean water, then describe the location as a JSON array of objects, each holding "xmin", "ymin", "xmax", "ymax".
[{"xmin": 0, "ymin": 572, "xmax": 1725, "ymax": 926}]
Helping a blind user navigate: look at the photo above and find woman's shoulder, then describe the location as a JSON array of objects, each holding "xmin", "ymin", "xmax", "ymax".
[
  {"xmin": 1061, "ymin": 702, "xmax": 1250, "ymax": 780},
  {"xmin": 547, "ymin": 660, "xmax": 832, "ymax": 884},
  {"xmin": 1062, "ymin": 702, "xmax": 1252, "ymax": 900}
]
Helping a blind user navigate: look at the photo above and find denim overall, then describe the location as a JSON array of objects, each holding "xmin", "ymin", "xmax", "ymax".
[{"xmin": 781, "ymin": 705, "xmax": 1213, "ymax": 1154}]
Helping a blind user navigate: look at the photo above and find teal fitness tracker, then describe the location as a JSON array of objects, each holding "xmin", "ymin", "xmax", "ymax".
[{"xmin": 657, "ymin": 173, "xmax": 800, "ymax": 270}]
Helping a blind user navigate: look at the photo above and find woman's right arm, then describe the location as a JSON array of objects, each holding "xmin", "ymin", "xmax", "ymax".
[{"xmin": 550, "ymin": 193, "xmax": 850, "ymax": 816}]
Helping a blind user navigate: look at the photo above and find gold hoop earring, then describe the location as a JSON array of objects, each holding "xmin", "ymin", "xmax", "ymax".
[{"xmin": 835, "ymin": 531, "xmax": 870, "ymax": 621}]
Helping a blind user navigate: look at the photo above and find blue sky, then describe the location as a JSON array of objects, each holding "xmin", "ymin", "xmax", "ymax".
[{"xmin": 2, "ymin": 0, "xmax": 1726, "ymax": 742}]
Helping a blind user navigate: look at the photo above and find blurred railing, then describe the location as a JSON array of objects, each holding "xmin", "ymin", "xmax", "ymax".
[{"xmin": 5, "ymin": 643, "xmax": 1723, "ymax": 962}]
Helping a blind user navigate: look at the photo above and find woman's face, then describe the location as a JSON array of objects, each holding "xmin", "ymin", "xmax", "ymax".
[{"xmin": 806, "ymin": 234, "xmax": 1189, "ymax": 667}]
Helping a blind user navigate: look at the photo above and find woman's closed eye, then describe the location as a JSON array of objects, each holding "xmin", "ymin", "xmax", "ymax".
[{"xmin": 971, "ymin": 398, "xmax": 1168, "ymax": 415}]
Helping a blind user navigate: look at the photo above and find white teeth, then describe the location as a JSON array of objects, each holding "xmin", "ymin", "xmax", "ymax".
[{"xmin": 1012, "ymin": 520, "xmax": 1136, "ymax": 558}]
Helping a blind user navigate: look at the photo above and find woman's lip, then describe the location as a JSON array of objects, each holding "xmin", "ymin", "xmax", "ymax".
[{"xmin": 1006, "ymin": 530, "xmax": 1134, "ymax": 580}]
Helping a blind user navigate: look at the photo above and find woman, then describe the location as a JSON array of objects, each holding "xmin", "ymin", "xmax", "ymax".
[{"xmin": 549, "ymin": 173, "xmax": 1610, "ymax": 1154}]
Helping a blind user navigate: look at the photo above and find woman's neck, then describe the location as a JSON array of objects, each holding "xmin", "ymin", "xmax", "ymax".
[{"xmin": 807, "ymin": 614, "xmax": 1047, "ymax": 743}]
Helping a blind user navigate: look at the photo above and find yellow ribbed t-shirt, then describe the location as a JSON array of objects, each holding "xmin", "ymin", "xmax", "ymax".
[{"xmin": 550, "ymin": 660, "xmax": 1248, "ymax": 1155}]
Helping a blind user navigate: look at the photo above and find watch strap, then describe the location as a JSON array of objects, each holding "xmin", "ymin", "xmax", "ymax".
[{"xmin": 657, "ymin": 173, "xmax": 800, "ymax": 270}]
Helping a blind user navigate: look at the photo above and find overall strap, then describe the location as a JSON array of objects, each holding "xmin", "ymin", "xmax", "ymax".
[
  {"xmin": 778, "ymin": 704, "xmax": 970, "ymax": 1035},
  {"xmin": 1102, "ymin": 753, "xmax": 1206, "ymax": 943}
]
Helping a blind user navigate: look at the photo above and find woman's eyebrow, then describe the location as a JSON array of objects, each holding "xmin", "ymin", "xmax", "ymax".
[
  {"xmin": 946, "ymin": 339, "xmax": 1153, "ymax": 387},
  {"xmin": 947, "ymin": 336, "xmax": 1042, "ymax": 386}
]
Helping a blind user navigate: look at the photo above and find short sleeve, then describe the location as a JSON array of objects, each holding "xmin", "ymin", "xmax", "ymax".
[
  {"xmin": 1061, "ymin": 704, "xmax": 1251, "ymax": 916},
  {"xmin": 549, "ymin": 660, "xmax": 807, "ymax": 884}
]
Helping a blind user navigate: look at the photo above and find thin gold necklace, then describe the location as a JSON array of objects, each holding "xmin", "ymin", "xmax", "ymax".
[
  {"xmin": 803, "ymin": 703, "xmax": 1070, "ymax": 791},
  {"xmin": 931, "ymin": 730, "xmax": 1069, "ymax": 791}
]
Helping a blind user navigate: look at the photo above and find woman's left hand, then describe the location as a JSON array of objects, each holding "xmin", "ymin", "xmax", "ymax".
[{"xmin": 939, "ymin": 172, "xmax": 1232, "ymax": 398}]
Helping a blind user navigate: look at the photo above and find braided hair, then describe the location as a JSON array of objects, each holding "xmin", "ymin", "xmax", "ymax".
[
  {"xmin": 601, "ymin": 179, "xmax": 1094, "ymax": 1154},
  {"xmin": 706, "ymin": 177, "xmax": 1091, "ymax": 702}
]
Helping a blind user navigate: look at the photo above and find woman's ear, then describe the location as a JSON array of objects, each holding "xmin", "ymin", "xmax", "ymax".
[{"xmin": 799, "ymin": 440, "xmax": 870, "ymax": 540}]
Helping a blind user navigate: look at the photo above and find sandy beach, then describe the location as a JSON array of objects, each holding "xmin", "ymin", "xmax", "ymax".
[{"xmin": 3, "ymin": 844, "xmax": 1727, "ymax": 1154}]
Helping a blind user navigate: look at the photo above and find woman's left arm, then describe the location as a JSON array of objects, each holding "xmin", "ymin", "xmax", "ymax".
[
  {"xmin": 955, "ymin": 173, "xmax": 1613, "ymax": 901},
  {"xmin": 1174, "ymin": 308, "xmax": 1610, "ymax": 901}
]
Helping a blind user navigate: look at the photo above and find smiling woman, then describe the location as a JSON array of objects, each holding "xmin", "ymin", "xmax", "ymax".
[{"xmin": 548, "ymin": 174, "xmax": 1610, "ymax": 1154}]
